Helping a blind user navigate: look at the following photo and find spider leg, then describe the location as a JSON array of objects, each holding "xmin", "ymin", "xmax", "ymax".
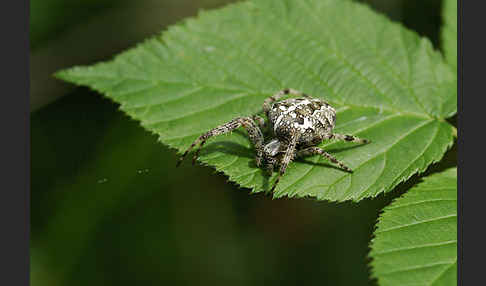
[
  {"xmin": 264, "ymin": 158, "xmax": 276, "ymax": 176},
  {"xmin": 331, "ymin": 133, "xmax": 370, "ymax": 144},
  {"xmin": 270, "ymin": 133, "xmax": 300, "ymax": 192},
  {"xmin": 177, "ymin": 117, "xmax": 264, "ymax": 167},
  {"xmin": 252, "ymin": 115, "xmax": 267, "ymax": 133},
  {"xmin": 296, "ymin": 147, "xmax": 352, "ymax": 172}
]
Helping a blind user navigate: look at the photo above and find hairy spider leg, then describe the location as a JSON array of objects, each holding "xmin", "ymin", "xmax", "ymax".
[
  {"xmin": 296, "ymin": 147, "xmax": 352, "ymax": 172},
  {"xmin": 330, "ymin": 133, "xmax": 370, "ymax": 144},
  {"xmin": 264, "ymin": 157, "xmax": 276, "ymax": 176},
  {"xmin": 177, "ymin": 117, "xmax": 264, "ymax": 167},
  {"xmin": 252, "ymin": 115, "xmax": 267, "ymax": 132},
  {"xmin": 270, "ymin": 133, "xmax": 300, "ymax": 192}
]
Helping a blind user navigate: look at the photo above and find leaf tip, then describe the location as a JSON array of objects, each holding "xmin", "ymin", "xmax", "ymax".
[
  {"xmin": 52, "ymin": 69, "xmax": 69, "ymax": 81},
  {"xmin": 52, "ymin": 66, "xmax": 85, "ymax": 84}
]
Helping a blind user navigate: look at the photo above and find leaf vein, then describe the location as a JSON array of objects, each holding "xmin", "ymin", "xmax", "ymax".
[
  {"xmin": 375, "ymin": 214, "xmax": 457, "ymax": 234},
  {"xmin": 372, "ymin": 240, "xmax": 457, "ymax": 256}
]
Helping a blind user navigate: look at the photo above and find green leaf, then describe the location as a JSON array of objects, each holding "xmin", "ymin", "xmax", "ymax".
[
  {"xmin": 441, "ymin": 0, "xmax": 457, "ymax": 69},
  {"xmin": 56, "ymin": 0, "xmax": 456, "ymax": 201},
  {"xmin": 369, "ymin": 168, "xmax": 457, "ymax": 286}
]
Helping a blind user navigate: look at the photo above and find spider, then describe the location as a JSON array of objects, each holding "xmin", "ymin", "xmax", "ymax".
[{"xmin": 177, "ymin": 88, "xmax": 370, "ymax": 192}]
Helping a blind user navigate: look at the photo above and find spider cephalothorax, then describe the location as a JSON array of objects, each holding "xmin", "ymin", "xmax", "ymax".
[{"xmin": 177, "ymin": 88, "xmax": 370, "ymax": 192}]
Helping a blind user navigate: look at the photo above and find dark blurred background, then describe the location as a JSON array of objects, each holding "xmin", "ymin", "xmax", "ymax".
[{"xmin": 31, "ymin": 0, "xmax": 454, "ymax": 285}]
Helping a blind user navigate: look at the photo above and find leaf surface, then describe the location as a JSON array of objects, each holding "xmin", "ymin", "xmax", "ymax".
[
  {"xmin": 57, "ymin": 0, "xmax": 456, "ymax": 201},
  {"xmin": 369, "ymin": 168, "xmax": 457, "ymax": 286},
  {"xmin": 441, "ymin": 0, "xmax": 457, "ymax": 70}
]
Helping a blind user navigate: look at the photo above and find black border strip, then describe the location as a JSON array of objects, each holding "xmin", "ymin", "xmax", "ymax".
[
  {"xmin": 461, "ymin": 0, "xmax": 483, "ymax": 285},
  {"xmin": 1, "ymin": 0, "xmax": 30, "ymax": 284}
]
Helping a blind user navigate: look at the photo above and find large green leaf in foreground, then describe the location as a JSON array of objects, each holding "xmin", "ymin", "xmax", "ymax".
[
  {"xmin": 57, "ymin": 0, "xmax": 456, "ymax": 201},
  {"xmin": 370, "ymin": 168, "xmax": 457, "ymax": 286}
]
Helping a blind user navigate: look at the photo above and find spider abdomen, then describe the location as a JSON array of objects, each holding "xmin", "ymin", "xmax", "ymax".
[{"xmin": 268, "ymin": 97, "xmax": 336, "ymax": 146}]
